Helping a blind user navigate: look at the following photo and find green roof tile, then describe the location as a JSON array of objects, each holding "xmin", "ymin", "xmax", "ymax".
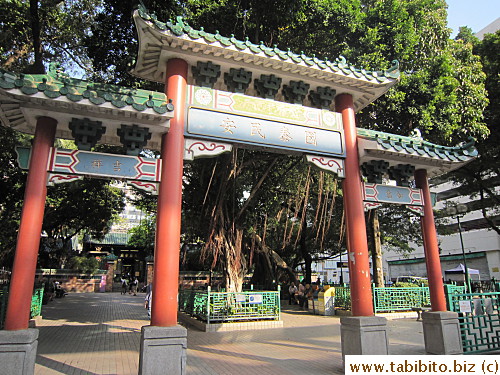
[
  {"xmin": 87, "ymin": 233, "xmax": 131, "ymax": 246},
  {"xmin": 0, "ymin": 63, "xmax": 173, "ymax": 115},
  {"xmin": 357, "ymin": 128, "xmax": 478, "ymax": 163},
  {"xmin": 136, "ymin": 4, "xmax": 400, "ymax": 83}
]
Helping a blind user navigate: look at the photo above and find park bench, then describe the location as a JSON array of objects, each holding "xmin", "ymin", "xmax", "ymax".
[{"xmin": 411, "ymin": 306, "xmax": 431, "ymax": 321}]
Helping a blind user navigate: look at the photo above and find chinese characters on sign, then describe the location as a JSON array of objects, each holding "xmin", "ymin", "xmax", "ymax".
[
  {"xmin": 363, "ymin": 183, "xmax": 423, "ymax": 206},
  {"xmin": 50, "ymin": 148, "xmax": 161, "ymax": 181},
  {"xmin": 91, "ymin": 159, "xmax": 123, "ymax": 172},
  {"xmin": 188, "ymin": 107, "xmax": 345, "ymax": 157}
]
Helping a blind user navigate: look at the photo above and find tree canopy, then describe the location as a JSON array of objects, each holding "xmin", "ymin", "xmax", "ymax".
[
  {"xmin": 0, "ymin": 1, "xmax": 494, "ymax": 286},
  {"xmin": 443, "ymin": 29, "xmax": 500, "ymax": 235}
]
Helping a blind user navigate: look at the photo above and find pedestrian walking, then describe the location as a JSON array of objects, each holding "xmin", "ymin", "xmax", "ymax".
[
  {"xmin": 131, "ymin": 277, "xmax": 138, "ymax": 296},
  {"xmin": 120, "ymin": 277, "xmax": 128, "ymax": 295},
  {"xmin": 144, "ymin": 282, "xmax": 152, "ymax": 318}
]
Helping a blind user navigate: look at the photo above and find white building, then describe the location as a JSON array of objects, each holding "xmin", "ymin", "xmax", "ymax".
[
  {"xmin": 312, "ymin": 252, "xmax": 375, "ymax": 285},
  {"xmin": 384, "ymin": 178, "xmax": 500, "ymax": 283}
]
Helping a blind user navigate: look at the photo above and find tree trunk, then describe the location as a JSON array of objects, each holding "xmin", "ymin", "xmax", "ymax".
[
  {"xmin": 251, "ymin": 234, "xmax": 297, "ymax": 288},
  {"xmin": 299, "ymin": 215, "xmax": 312, "ymax": 284},
  {"xmin": 29, "ymin": 0, "xmax": 45, "ymax": 73},
  {"xmin": 222, "ymin": 228, "xmax": 247, "ymax": 293},
  {"xmin": 367, "ymin": 209, "xmax": 384, "ymax": 287}
]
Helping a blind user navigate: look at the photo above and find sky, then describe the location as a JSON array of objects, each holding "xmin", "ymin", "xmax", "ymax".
[{"xmin": 446, "ymin": 0, "xmax": 500, "ymax": 37}]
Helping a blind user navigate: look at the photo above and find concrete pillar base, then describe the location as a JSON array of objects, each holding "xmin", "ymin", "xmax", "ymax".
[
  {"xmin": 341, "ymin": 316, "xmax": 388, "ymax": 359},
  {"xmin": 139, "ymin": 325, "xmax": 187, "ymax": 375},
  {"xmin": 0, "ymin": 328, "xmax": 38, "ymax": 375},
  {"xmin": 422, "ymin": 311, "xmax": 463, "ymax": 354}
]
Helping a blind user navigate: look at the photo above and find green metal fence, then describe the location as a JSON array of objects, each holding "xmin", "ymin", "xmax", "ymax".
[
  {"xmin": 179, "ymin": 287, "xmax": 281, "ymax": 323},
  {"xmin": 0, "ymin": 285, "xmax": 44, "ymax": 330},
  {"xmin": 373, "ymin": 287, "xmax": 430, "ymax": 312},
  {"xmin": 30, "ymin": 286, "xmax": 44, "ymax": 318},
  {"xmin": 446, "ymin": 291, "xmax": 500, "ymax": 354},
  {"xmin": 444, "ymin": 284, "xmax": 467, "ymax": 310},
  {"xmin": 334, "ymin": 287, "xmax": 351, "ymax": 310},
  {"xmin": 333, "ymin": 285, "xmax": 465, "ymax": 313}
]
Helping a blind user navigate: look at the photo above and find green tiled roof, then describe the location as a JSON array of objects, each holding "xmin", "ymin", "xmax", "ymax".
[
  {"xmin": 357, "ymin": 128, "xmax": 478, "ymax": 162},
  {"xmin": 388, "ymin": 251, "xmax": 485, "ymax": 265},
  {"xmin": 0, "ymin": 63, "xmax": 173, "ymax": 115},
  {"xmin": 86, "ymin": 233, "xmax": 131, "ymax": 246},
  {"xmin": 136, "ymin": 5, "xmax": 400, "ymax": 84}
]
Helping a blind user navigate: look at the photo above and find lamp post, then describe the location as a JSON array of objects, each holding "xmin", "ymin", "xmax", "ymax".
[{"xmin": 446, "ymin": 204, "xmax": 471, "ymax": 293}]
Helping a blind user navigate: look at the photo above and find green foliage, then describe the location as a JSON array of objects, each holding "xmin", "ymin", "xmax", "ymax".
[
  {"xmin": 39, "ymin": 179, "xmax": 125, "ymax": 268},
  {"xmin": 1, "ymin": 0, "xmax": 495, "ymax": 281},
  {"xmin": 128, "ymin": 216, "xmax": 156, "ymax": 253},
  {"xmin": 0, "ymin": 0, "xmax": 103, "ymax": 74},
  {"xmin": 446, "ymin": 30, "xmax": 500, "ymax": 235},
  {"xmin": 69, "ymin": 256, "xmax": 100, "ymax": 274},
  {"xmin": 0, "ymin": 126, "xmax": 30, "ymax": 265},
  {"xmin": 378, "ymin": 205, "xmax": 422, "ymax": 253},
  {"xmin": 393, "ymin": 281, "xmax": 428, "ymax": 288}
]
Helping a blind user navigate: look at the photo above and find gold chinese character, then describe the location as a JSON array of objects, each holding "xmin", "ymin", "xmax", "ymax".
[
  {"xmin": 386, "ymin": 191, "xmax": 393, "ymax": 198},
  {"xmin": 250, "ymin": 123, "xmax": 266, "ymax": 139},
  {"xmin": 220, "ymin": 118, "xmax": 236, "ymax": 134},
  {"xmin": 113, "ymin": 161, "xmax": 122, "ymax": 172},
  {"xmin": 92, "ymin": 160, "xmax": 103, "ymax": 169},
  {"xmin": 397, "ymin": 192, "xmax": 403, "ymax": 199},
  {"xmin": 280, "ymin": 126, "xmax": 293, "ymax": 142},
  {"xmin": 305, "ymin": 131, "xmax": 317, "ymax": 146}
]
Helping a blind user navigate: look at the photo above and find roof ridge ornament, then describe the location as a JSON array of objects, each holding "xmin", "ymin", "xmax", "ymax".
[
  {"xmin": 409, "ymin": 128, "xmax": 423, "ymax": 141},
  {"xmin": 133, "ymin": 7, "xmax": 401, "ymax": 86}
]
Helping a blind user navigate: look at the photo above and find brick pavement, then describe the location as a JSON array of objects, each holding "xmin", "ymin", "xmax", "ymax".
[{"xmin": 34, "ymin": 292, "xmax": 425, "ymax": 375}]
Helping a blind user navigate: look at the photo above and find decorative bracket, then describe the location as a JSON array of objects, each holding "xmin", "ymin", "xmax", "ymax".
[
  {"xmin": 192, "ymin": 61, "xmax": 221, "ymax": 88},
  {"xmin": 254, "ymin": 74, "xmax": 282, "ymax": 99},
  {"xmin": 47, "ymin": 173, "xmax": 83, "ymax": 186},
  {"xmin": 309, "ymin": 86, "xmax": 336, "ymax": 109},
  {"xmin": 117, "ymin": 124, "xmax": 152, "ymax": 156},
  {"xmin": 224, "ymin": 68, "xmax": 252, "ymax": 93},
  {"xmin": 184, "ymin": 138, "xmax": 233, "ymax": 161},
  {"xmin": 364, "ymin": 202, "xmax": 383, "ymax": 211},
  {"xmin": 361, "ymin": 160, "xmax": 389, "ymax": 184},
  {"xmin": 282, "ymin": 80, "xmax": 310, "ymax": 104},
  {"xmin": 128, "ymin": 180, "xmax": 158, "ymax": 195},
  {"xmin": 388, "ymin": 164, "xmax": 415, "ymax": 187},
  {"xmin": 305, "ymin": 154, "xmax": 345, "ymax": 178},
  {"xmin": 69, "ymin": 118, "xmax": 106, "ymax": 151},
  {"xmin": 407, "ymin": 205, "xmax": 424, "ymax": 216}
]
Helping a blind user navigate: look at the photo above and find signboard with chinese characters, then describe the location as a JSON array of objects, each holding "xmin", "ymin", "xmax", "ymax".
[
  {"xmin": 16, "ymin": 147, "xmax": 161, "ymax": 182},
  {"xmin": 362, "ymin": 183, "xmax": 423, "ymax": 206},
  {"xmin": 186, "ymin": 86, "xmax": 345, "ymax": 157}
]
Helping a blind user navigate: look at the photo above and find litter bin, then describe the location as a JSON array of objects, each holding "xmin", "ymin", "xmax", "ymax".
[{"xmin": 317, "ymin": 286, "xmax": 335, "ymax": 316}]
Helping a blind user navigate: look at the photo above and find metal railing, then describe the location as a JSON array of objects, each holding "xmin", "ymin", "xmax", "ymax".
[
  {"xmin": 334, "ymin": 286, "xmax": 351, "ymax": 310},
  {"xmin": 0, "ymin": 285, "xmax": 44, "ymax": 330},
  {"xmin": 446, "ymin": 290, "xmax": 500, "ymax": 354},
  {"xmin": 333, "ymin": 285, "xmax": 465, "ymax": 313},
  {"xmin": 373, "ymin": 287, "xmax": 430, "ymax": 312},
  {"xmin": 179, "ymin": 287, "xmax": 281, "ymax": 323}
]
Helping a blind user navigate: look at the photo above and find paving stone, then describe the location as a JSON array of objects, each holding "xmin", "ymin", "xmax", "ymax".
[{"xmin": 34, "ymin": 293, "xmax": 425, "ymax": 374}]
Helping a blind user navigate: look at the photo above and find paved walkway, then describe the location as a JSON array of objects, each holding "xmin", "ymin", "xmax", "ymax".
[{"xmin": 34, "ymin": 292, "xmax": 426, "ymax": 375}]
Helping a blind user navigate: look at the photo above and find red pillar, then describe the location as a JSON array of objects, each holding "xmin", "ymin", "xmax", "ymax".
[
  {"xmin": 151, "ymin": 58, "xmax": 188, "ymax": 326},
  {"xmin": 335, "ymin": 94, "xmax": 373, "ymax": 316},
  {"xmin": 415, "ymin": 169, "xmax": 447, "ymax": 311},
  {"xmin": 5, "ymin": 116, "xmax": 57, "ymax": 330}
]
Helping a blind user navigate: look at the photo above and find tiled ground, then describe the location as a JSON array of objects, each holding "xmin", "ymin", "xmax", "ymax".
[{"xmin": 34, "ymin": 293, "xmax": 425, "ymax": 375}]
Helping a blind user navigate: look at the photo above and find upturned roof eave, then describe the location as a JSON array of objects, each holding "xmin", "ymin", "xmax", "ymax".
[
  {"xmin": 357, "ymin": 129, "xmax": 478, "ymax": 177},
  {"xmin": 0, "ymin": 68, "xmax": 175, "ymax": 150},
  {"xmin": 131, "ymin": 10, "xmax": 400, "ymax": 112}
]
